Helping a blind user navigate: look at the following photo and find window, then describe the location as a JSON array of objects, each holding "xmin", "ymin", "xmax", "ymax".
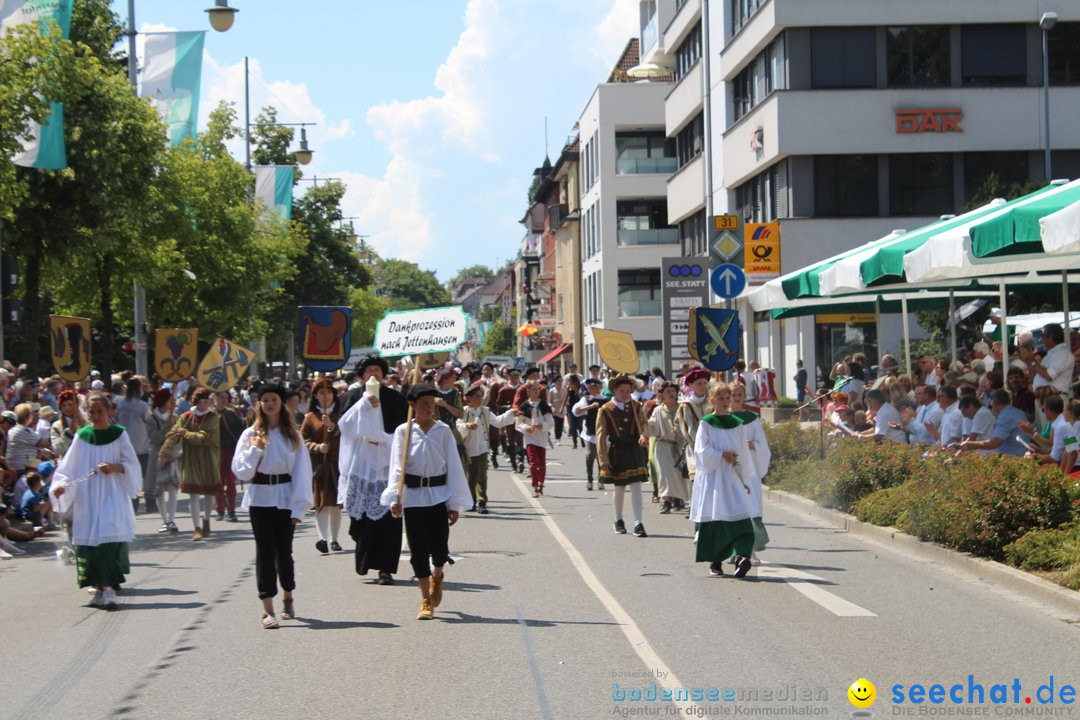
[
  {"xmin": 615, "ymin": 132, "xmax": 676, "ymax": 174},
  {"xmin": 736, "ymin": 161, "xmax": 788, "ymax": 223},
  {"xmin": 811, "ymin": 27, "xmax": 876, "ymax": 89},
  {"xmin": 962, "ymin": 25, "xmax": 1026, "ymax": 86},
  {"xmin": 814, "ymin": 155, "xmax": 879, "ymax": 217},
  {"xmin": 887, "ymin": 26, "xmax": 949, "ymax": 87},
  {"xmin": 617, "ymin": 200, "xmax": 677, "ymax": 246},
  {"xmin": 889, "ymin": 154, "xmax": 954, "ymax": 216},
  {"xmin": 557, "ymin": 293, "xmax": 564, "ymax": 323},
  {"xmin": 674, "ymin": 23, "xmax": 701, "ymax": 82},
  {"xmin": 1049, "ymin": 22, "xmax": 1080, "ymax": 85},
  {"xmin": 676, "ymin": 112, "xmax": 704, "ymax": 168},
  {"xmin": 618, "ymin": 269, "xmax": 661, "ymax": 317},
  {"xmin": 733, "ymin": 35, "xmax": 785, "ymax": 121},
  {"xmin": 963, "ymin": 152, "xmax": 1029, "ymax": 203},
  {"xmin": 731, "ymin": 0, "xmax": 761, "ymax": 35},
  {"xmin": 680, "ymin": 209, "xmax": 708, "ymax": 257},
  {"xmin": 635, "ymin": 341, "xmax": 663, "ymax": 374}
]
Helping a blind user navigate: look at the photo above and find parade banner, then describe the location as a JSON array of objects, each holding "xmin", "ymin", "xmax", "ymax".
[
  {"xmin": 591, "ymin": 327, "xmax": 639, "ymax": 375},
  {"xmin": 1, "ymin": 0, "xmax": 74, "ymax": 169},
  {"xmin": 298, "ymin": 306, "xmax": 350, "ymax": 372},
  {"xmin": 374, "ymin": 305, "xmax": 467, "ymax": 357},
  {"xmin": 196, "ymin": 337, "xmax": 255, "ymax": 391},
  {"xmin": 49, "ymin": 315, "xmax": 91, "ymax": 382},
  {"xmin": 140, "ymin": 31, "xmax": 205, "ymax": 147},
  {"xmin": 254, "ymin": 165, "xmax": 294, "ymax": 221},
  {"xmin": 155, "ymin": 328, "xmax": 198, "ymax": 381},
  {"xmin": 688, "ymin": 307, "xmax": 740, "ymax": 372}
]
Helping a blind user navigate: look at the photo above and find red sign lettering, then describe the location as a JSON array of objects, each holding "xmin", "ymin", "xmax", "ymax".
[{"xmin": 895, "ymin": 108, "xmax": 964, "ymax": 134}]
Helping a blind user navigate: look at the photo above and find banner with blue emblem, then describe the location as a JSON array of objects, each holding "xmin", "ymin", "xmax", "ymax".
[
  {"xmin": 298, "ymin": 306, "xmax": 351, "ymax": 372},
  {"xmin": 688, "ymin": 307, "xmax": 740, "ymax": 372}
]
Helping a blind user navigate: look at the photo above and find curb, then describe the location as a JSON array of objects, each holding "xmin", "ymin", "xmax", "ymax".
[{"xmin": 764, "ymin": 486, "xmax": 1080, "ymax": 622}]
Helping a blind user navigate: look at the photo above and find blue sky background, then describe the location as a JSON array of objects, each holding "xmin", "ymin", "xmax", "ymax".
[{"xmin": 116, "ymin": 0, "xmax": 638, "ymax": 280}]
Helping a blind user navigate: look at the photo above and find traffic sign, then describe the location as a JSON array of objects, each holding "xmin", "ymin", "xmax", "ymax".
[
  {"xmin": 712, "ymin": 231, "xmax": 742, "ymax": 261},
  {"xmin": 710, "ymin": 264, "xmax": 746, "ymax": 299},
  {"xmin": 713, "ymin": 214, "xmax": 739, "ymax": 231}
]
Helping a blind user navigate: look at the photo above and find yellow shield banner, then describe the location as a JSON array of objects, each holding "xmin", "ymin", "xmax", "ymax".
[
  {"xmin": 50, "ymin": 315, "xmax": 92, "ymax": 382},
  {"xmin": 196, "ymin": 337, "xmax": 255, "ymax": 392},
  {"xmin": 591, "ymin": 327, "xmax": 639, "ymax": 375},
  {"xmin": 155, "ymin": 329, "xmax": 199, "ymax": 382}
]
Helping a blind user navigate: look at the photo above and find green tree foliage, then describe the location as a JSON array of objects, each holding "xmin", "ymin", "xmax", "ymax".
[
  {"xmin": 479, "ymin": 317, "xmax": 513, "ymax": 357},
  {"xmin": 446, "ymin": 264, "xmax": 495, "ymax": 289},
  {"xmin": 348, "ymin": 286, "xmax": 386, "ymax": 346},
  {"xmin": 376, "ymin": 258, "xmax": 450, "ymax": 311}
]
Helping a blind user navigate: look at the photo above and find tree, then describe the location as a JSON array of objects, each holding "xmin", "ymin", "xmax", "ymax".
[
  {"xmin": 348, "ymin": 286, "xmax": 386, "ymax": 346},
  {"xmin": 376, "ymin": 258, "xmax": 451, "ymax": 310},
  {"xmin": 479, "ymin": 317, "xmax": 513, "ymax": 357},
  {"xmin": 446, "ymin": 264, "xmax": 494, "ymax": 290}
]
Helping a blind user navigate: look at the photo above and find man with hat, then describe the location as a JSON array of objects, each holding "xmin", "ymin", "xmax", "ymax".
[
  {"xmin": 495, "ymin": 368, "xmax": 525, "ymax": 473},
  {"xmin": 572, "ymin": 377, "xmax": 609, "ymax": 490},
  {"xmin": 677, "ymin": 369, "xmax": 710, "ymax": 512},
  {"xmin": 458, "ymin": 382, "xmax": 518, "ymax": 512},
  {"xmin": 338, "ymin": 354, "xmax": 408, "ymax": 584},
  {"xmin": 481, "ymin": 362, "xmax": 506, "ymax": 469},
  {"xmin": 382, "ymin": 383, "xmax": 472, "ymax": 619},
  {"xmin": 434, "ymin": 364, "xmax": 467, "ymax": 468},
  {"xmin": 595, "ymin": 374, "xmax": 650, "ymax": 537}
]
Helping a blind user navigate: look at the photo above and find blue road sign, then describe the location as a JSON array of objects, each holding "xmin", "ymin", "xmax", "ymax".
[{"xmin": 710, "ymin": 263, "xmax": 746, "ymax": 299}]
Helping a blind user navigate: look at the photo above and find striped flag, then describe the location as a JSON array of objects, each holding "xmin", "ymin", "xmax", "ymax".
[
  {"xmin": 0, "ymin": 0, "xmax": 74, "ymax": 169},
  {"xmin": 140, "ymin": 31, "xmax": 206, "ymax": 147},
  {"xmin": 254, "ymin": 165, "xmax": 294, "ymax": 220}
]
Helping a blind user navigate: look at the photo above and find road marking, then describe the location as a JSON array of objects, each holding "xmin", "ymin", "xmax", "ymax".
[
  {"xmin": 516, "ymin": 606, "xmax": 555, "ymax": 720},
  {"xmin": 757, "ymin": 562, "xmax": 876, "ymax": 617},
  {"xmin": 510, "ymin": 477, "xmax": 704, "ymax": 715}
]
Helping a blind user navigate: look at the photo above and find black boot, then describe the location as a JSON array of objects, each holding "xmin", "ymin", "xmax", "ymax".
[{"xmin": 60, "ymin": 322, "xmax": 84, "ymax": 374}]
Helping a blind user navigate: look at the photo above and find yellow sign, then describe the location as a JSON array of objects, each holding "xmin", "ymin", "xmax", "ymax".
[
  {"xmin": 816, "ymin": 313, "xmax": 877, "ymax": 324},
  {"xmin": 591, "ymin": 327, "xmax": 639, "ymax": 375},
  {"xmin": 155, "ymin": 329, "xmax": 199, "ymax": 381},
  {"xmin": 713, "ymin": 214, "xmax": 739, "ymax": 231},
  {"xmin": 50, "ymin": 316, "xmax": 92, "ymax": 382},
  {"xmin": 744, "ymin": 221, "xmax": 781, "ymax": 276},
  {"xmin": 417, "ymin": 352, "xmax": 450, "ymax": 370},
  {"xmin": 196, "ymin": 337, "xmax": 256, "ymax": 392}
]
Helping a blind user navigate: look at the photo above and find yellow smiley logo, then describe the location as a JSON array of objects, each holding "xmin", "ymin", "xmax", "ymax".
[{"xmin": 848, "ymin": 678, "xmax": 876, "ymax": 709}]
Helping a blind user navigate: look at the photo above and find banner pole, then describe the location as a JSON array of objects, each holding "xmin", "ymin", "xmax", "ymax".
[{"xmin": 395, "ymin": 356, "xmax": 421, "ymax": 503}]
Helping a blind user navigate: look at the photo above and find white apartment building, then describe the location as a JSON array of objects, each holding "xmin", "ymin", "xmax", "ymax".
[
  {"xmin": 639, "ymin": 0, "xmax": 1080, "ymax": 395},
  {"xmin": 579, "ymin": 40, "xmax": 678, "ymax": 372}
]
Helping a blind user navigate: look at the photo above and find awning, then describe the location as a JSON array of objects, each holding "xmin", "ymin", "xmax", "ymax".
[
  {"xmin": 538, "ymin": 343, "xmax": 571, "ymax": 363},
  {"xmin": 971, "ymin": 179, "xmax": 1080, "ymax": 258}
]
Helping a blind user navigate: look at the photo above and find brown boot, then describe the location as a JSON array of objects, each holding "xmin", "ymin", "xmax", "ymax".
[{"xmin": 202, "ymin": 519, "xmax": 211, "ymax": 538}]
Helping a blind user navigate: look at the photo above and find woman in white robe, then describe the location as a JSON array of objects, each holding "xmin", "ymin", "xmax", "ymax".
[
  {"xmin": 647, "ymin": 382, "xmax": 689, "ymax": 513},
  {"xmin": 50, "ymin": 393, "xmax": 142, "ymax": 610},
  {"xmin": 691, "ymin": 384, "xmax": 755, "ymax": 579},
  {"xmin": 729, "ymin": 382, "xmax": 771, "ymax": 553}
]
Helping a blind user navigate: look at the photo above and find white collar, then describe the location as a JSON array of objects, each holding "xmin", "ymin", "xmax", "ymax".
[{"xmin": 613, "ymin": 399, "xmax": 626, "ymax": 410}]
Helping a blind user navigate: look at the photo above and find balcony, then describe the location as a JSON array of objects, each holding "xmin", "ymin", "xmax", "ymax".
[
  {"xmin": 666, "ymin": 153, "xmax": 705, "ymax": 223},
  {"xmin": 616, "ymin": 156, "xmax": 678, "ymax": 175},
  {"xmin": 666, "ymin": 60, "xmax": 703, "ymax": 134},
  {"xmin": 641, "ymin": 12, "xmax": 659, "ymax": 58},
  {"xmin": 619, "ymin": 299, "xmax": 662, "ymax": 317},
  {"xmin": 617, "ymin": 227, "xmax": 680, "ymax": 247}
]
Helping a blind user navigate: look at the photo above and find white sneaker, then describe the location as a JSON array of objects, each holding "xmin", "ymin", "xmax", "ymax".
[
  {"xmin": 2, "ymin": 542, "xmax": 25, "ymax": 556},
  {"xmin": 102, "ymin": 587, "xmax": 118, "ymax": 609},
  {"xmin": 89, "ymin": 590, "xmax": 104, "ymax": 607}
]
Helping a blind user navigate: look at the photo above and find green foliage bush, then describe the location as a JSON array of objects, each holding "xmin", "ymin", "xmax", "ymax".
[
  {"xmin": 1004, "ymin": 522, "xmax": 1080, "ymax": 591},
  {"xmin": 764, "ymin": 423, "xmax": 819, "ymax": 476},
  {"xmin": 826, "ymin": 440, "xmax": 924, "ymax": 512}
]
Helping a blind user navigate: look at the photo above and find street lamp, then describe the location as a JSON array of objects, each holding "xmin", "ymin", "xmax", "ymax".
[
  {"xmin": 1040, "ymin": 11, "xmax": 1058, "ymax": 180},
  {"xmin": 243, "ymin": 58, "xmax": 317, "ymax": 170},
  {"xmin": 205, "ymin": 0, "xmax": 239, "ymax": 32}
]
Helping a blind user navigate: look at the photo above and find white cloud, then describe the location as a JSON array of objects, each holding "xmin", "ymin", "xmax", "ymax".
[{"xmin": 594, "ymin": 0, "xmax": 639, "ymax": 66}]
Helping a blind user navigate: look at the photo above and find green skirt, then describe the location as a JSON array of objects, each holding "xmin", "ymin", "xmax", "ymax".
[
  {"xmin": 752, "ymin": 517, "xmax": 769, "ymax": 552},
  {"xmin": 695, "ymin": 519, "xmax": 755, "ymax": 563},
  {"xmin": 75, "ymin": 542, "xmax": 130, "ymax": 590}
]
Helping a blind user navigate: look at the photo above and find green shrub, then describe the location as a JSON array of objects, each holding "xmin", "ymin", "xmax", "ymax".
[
  {"xmin": 825, "ymin": 439, "xmax": 924, "ymax": 512},
  {"xmin": 775, "ymin": 395, "xmax": 797, "ymax": 409},
  {"xmin": 853, "ymin": 484, "xmax": 918, "ymax": 527},
  {"xmin": 764, "ymin": 423, "xmax": 819, "ymax": 474},
  {"xmin": 1004, "ymin": 522, "xmax": 1080, "ymax": 591},
  {"xmin": 766, "ymin": 456, "xmax": 832, "ymax": 504}
]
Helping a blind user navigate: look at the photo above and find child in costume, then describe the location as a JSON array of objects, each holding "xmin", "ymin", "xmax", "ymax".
[{"xmin": 457, "ymin": 383, "xmax": 518, "ymax": 513}]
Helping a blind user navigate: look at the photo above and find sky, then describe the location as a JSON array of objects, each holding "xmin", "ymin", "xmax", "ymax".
[{"xmin": 116, "ymin": 0, "xmax": 639, "ymax": 281}]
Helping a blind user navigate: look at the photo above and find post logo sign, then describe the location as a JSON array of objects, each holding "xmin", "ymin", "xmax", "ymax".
[{"xmin": 744, "ymin": 221, "xmax": 781, "ymax": 279}]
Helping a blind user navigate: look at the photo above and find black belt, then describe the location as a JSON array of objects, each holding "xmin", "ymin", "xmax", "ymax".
[
  {"xmin": 403, "ymin": 473, "xmax": 447, "ymax": 489},
  {"xmin": 252, "ymin": 472, "xmax": 292, "ymax": 486}
]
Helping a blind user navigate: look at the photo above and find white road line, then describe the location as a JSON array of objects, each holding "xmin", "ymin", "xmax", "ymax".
[
  {"xmin": 757, "ymin": 563, "xmax": 876, "ymax": 617},
  {"xmin": 510, "ymin": 477, "xmax": 704, "ymax": 715}
]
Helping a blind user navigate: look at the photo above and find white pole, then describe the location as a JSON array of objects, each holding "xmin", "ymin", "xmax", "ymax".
[
  {"xmin": 901, "ymin": 295, "xmax": 912, "ymax": 378},
  {"xmin": 999, "ymin": 280, "xmax": 1009, "ymax": 375},
  {"xmin": 949, "ymin": 290, "xmax": 957, "ymax": 364},
  {"xmin": 1063, "ymin": 270, "xmax": 1071, "ymax": 333}
]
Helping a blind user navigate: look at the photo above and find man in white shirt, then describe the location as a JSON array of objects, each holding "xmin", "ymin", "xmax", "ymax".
[
  {"xmin": 935, "ymin": 385, "xmax": 963, "ymax": 447},
  {"xmin": 959, "ymin": 396, "xmax": 994, "ymax": 442},
  {"xmin": 1028, "ymin": 324, "xmax": 1074, "ymax": 395},
  {"xmin": 860, "ymin": 389, "xmax": 907, "ymax": 444},
  {"xmin": 908, "ymin": 385, "xmax": 943, "ymax": 445}
]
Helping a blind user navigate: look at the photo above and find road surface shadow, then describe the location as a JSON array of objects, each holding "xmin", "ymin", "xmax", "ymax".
[
  {"xmin": 120, "ymin": 586, "xmax": 199, "ymax": 596},
  {"xmin": 766, "ymin": 546, "xmax": 865, "ymax": 553},
  {"xmin": 286, "ymin": 618, "xmax": 398, "ymax": 630},
  {"xmin": 440, "ymin": 581, "xmax": 501, "ymax": 592},
  {"xmin": 117, "ymin": 601, "xmax": 208, "ymax": 610},
  {"xmin": 749, "ymin": 575, "xmax": 837, "ymax": 586},
  {"xmin": 765, "ymin": 563, "xmax": 846, "ymax": 572},
  {"xmin": 436, "ymin": 610, "xmax": 619, "ymax": 627}
]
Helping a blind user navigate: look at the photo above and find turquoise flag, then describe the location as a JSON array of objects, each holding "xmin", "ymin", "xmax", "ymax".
[
  {"xmin": 140, "ymin": 31, "xmax": 205, "ymax": 147},
  {"xmin": 254, "ymin": 165, "xmax": 294, "ymax": 221},
  {"xmin": 0, "ymin": 0, "xmax": 74, "ymax": 169}
]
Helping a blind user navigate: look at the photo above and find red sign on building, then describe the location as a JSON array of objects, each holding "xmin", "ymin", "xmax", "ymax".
[{"xmin": 895, "ymin": 108, "xmax": 963, "ymax": 134}]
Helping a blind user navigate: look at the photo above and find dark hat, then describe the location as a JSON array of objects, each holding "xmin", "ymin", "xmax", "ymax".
[
  {"xmin": 151, "ymin": 389, "xmax": 172, "ymax": 408},
  {"xmin": 464, "ymin": 382, "xmax": 485, "ymax": 398},
  {"xmin": 407, "ymin": 383, "xmax": 438, "ymax": 402},
  {"xmin": 481, "ymin": 361, "xmax": 494, "ymax": 370},
  {"xmin": 508, "ymin": 367, "xmax": 522, "ymax": 376},
  {"xmin": 609, "ymin": 374, "xmax": 635, "ymax": 390},
  {"xmin": 684, "ymin": 368, "xmax": 710, "ymax": 385},
  {"xmin": 436, "ymin": 365, "xmax": 461, "ymax": 382},
  {"xmin": 192, "ymin": 387, "xmax": 212, "ymax": 402},
  {"xmin": 257, "ymin": 384, "xmax": 286, "ymax": 403},
  {"xmin": 584, "ymin": 378, "xmax": 602, "ymax": 387},
  {"xmin": 523, "ymin": 366, "xmax": 540, "ymax": 377},
  {"xmin": 356, "ymin": 354, "xmax": 389, "ymax": 375},
  {"xmin": 311, "ymin": 377, "xmax": 336, "ymax": 394}
]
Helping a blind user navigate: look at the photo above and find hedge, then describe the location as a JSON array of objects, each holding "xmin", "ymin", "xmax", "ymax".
[{"xmin": 764, "ymin": 425, "xmax": 1080, "ymax": 585}]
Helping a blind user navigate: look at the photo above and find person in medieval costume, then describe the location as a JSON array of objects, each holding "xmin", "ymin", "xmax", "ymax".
[
  {"xmin": 159, "ymin": 387, "xmax": 221, "ymax": 541},
  {"xmin": 301, "ymin": 378, "xmax": 343, "ymax": 554},
  {"xmin": 729, "ymin": 382, "xmax": 771, "ymax": 557},
  {"xmin": 50, "ymin": 393, "xmax": 142, "ymax": 610},
  {"xmin": 338, "ymin": 355, "xmax": 407, "ymax": 585},
  {"xmin": 457, "ymin": 382, "xmax": 518, "ymax": 513},
  {"xmin": 595, "ymin": 374, "xmax": 650, "ymax": 538},
  {"xmin": 647, "ymin": 381, "xmax": 690, "ymax": 514},
  {"xmin": 677, "ymin": 369, "xmax": 710, "ymax": 517}
]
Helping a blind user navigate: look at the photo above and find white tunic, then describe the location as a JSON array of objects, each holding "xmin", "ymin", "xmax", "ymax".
[
  {"xmin": 690, "ymin": 420, "xmax": 754, "ymax": 524},
  {"xmin": 50, "ymin": 429, "xmax": 142, "ymax": 547},
  {"xmin": 457, "ymin": 406, "xmax": 517, "ymax": 457},
  {"xmin": 337, "ymin": 395, "xmax": 393, "ymax": 521},
  {"xmin": 737, "ymin": 415, "xmax": 771, "ymax": 517},
  {"xmin": 232, "ymin": 427, "xmax": 313, "ymax": 519},
  {"xmin": 380, "ymin": 420, "xmax": 472, "ymax": 513},
  {"xmin": 516, "ymin": 401, "xmax": 554, "ymax": 448}
]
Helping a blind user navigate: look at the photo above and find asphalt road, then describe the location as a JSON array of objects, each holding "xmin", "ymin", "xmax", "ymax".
[{"xmin": 2, "ymin": 440, "xmax": 1077, "ymax": 720}]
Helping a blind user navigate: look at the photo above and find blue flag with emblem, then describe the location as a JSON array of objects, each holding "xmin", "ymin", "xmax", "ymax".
[
  {"xmin": 1, "ymin": 0, "xmax": 74, "ymax": 169},
  {"xmin": 254, "ymin": 165, "xmax": 294, "ymax": 221},
  {"xmin": 140, "ymin": 31, "xmax": 205, "ymax": 147},
  {"xmin": 298, "ymin": 306, "xmax": 352, "ymax": 372},
  {"xmin": 688, "ymin": 307, "xmax": 740, "ymax": 372}
]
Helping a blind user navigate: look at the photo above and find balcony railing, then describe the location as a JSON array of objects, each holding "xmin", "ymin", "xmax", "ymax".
[
  {"xmin": 642, "ymin": 13, "xmax": 658, "ymax": 56},
  {"xmin": 616, "ymin": 156, "xmax": 678, "ymax": 175},
  {"xmin": 616, "ymin": 227, "xmax": 680, "ymax": 246},
  {"xmin": 619, "ymin": 299, "xmax": 662, "ymax": 317}
]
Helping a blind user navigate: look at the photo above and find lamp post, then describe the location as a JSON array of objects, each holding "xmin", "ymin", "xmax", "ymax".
[
  {"xmin": 125, "ymin": 0, "xmax": 238, "ymax": 378},
  {"xmin": 243, "ymin": 57, "xmax": 317, "ymax": 171},
  {"xmin": 1040, "ymin": 11, "xmax": 1058, "ymax": 181}
]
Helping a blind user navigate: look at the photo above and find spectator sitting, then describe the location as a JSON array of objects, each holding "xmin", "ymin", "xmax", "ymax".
[
  {"xmin": 18, "ymin": 471, "xmax": 50, "ymax": 528},
  {"xmin": 1021, "ymin": 394, "xmax": 1068, "ymax": 465},
  {"xmin": 958, "ymin": 390, "xmax": 1028, "ymax": 457},
  {"xmin": 908, "ymin": 385, "xmax": 944, "ymax": 446},
  {"xmin": 1058, "ymin": 400, "xmax": 1080, "ymax": 474},
  {"xmin": 958, "ymin": 395, "xmax": 994, "ymax": 443},
  {"xmin": 859, "ymin": 389, "xmax": 907, "ymax": 444},
  {"xmin": 853, "ymin": 410, "xmax": 871, "ymax": 433},
  {"xmin": 35, "ymin": 405, "xmax": 55, "ymax": 443}
]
